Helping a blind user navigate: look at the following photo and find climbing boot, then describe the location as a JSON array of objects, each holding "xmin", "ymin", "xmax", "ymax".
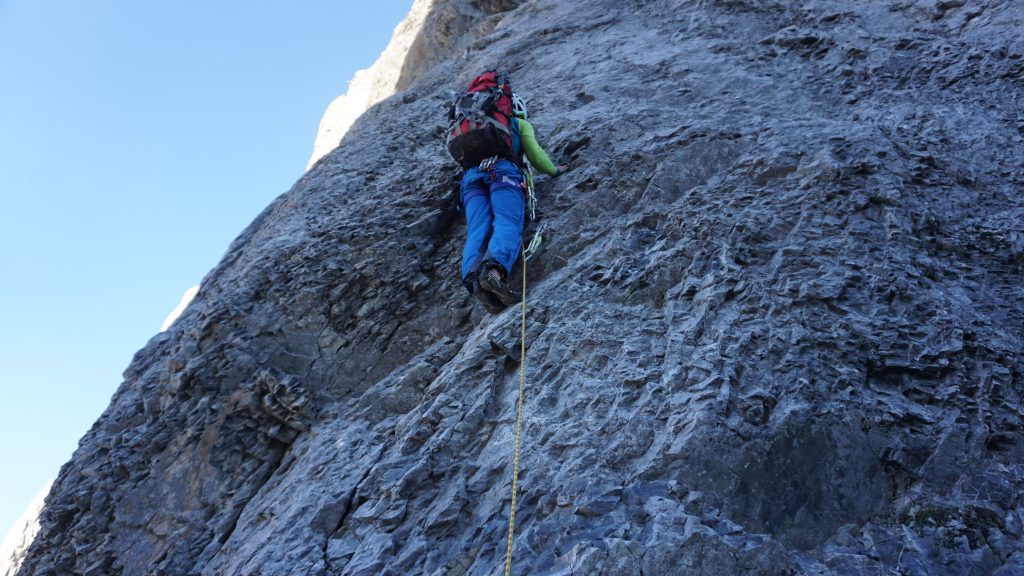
[
  {"xmin": 478, "ymin": 262, "xmax": 522, "ymax": 306},
  {"xmin": 471, "ymin": 275, "xmax": 507, "ymax": 314}
]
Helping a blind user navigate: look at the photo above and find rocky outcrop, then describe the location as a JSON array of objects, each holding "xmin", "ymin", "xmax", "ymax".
[
  {"xmin": 18, "ymin": 0, "xmax": 1024, "ymax": 575},
  {"xmin": 1, "ymin": 482, "xmax": 51, "ymax": 576},
  {"xmin": 160, "ymin": 286, "xmax": 199, "ymax": 332}
]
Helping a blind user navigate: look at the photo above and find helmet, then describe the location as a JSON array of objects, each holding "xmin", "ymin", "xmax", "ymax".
[{"xmin": 512, "ymin": 94, "xmax": 528, "ymax": 119}]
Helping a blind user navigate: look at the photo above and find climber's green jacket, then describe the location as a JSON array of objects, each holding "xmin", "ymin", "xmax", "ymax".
[{"xmin": 517, "ymin": 119, "xmax": 559, "ymax": 176}]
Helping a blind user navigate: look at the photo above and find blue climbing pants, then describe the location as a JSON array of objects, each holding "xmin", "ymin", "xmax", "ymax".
[{"xmin": 460, "ymin": 159, "xmax": 525, "ymax": 284}]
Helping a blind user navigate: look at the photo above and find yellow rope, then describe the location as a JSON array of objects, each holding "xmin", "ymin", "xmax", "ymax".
[{"xmin": 504, "ymin": 251, "xmax": 528, "ymax": 576}]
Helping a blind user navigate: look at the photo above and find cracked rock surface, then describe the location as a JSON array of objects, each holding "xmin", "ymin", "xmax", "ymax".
[{"xmin": 17, "ymin": 0, "xmax": 1024, "ymax": 574}]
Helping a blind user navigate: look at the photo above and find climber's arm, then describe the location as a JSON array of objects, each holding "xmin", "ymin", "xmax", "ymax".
[{"xmin": 519, "ymin": 120, "xmax": 561, "ymax": 176}]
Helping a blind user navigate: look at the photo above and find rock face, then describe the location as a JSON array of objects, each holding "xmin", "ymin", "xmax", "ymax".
[{"xmin": 18, "ymin": 0, "xmax": 1024, "ymax": 574}]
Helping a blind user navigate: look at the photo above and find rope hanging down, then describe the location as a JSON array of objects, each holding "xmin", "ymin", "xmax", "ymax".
[{"xmin": 503, "ymin": 246, "xmax": 528, "ymax": 576}]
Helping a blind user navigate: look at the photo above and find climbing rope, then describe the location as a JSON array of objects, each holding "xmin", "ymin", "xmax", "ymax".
[{"xmin": 504, "ymin": 248, "xmax": 528, "ymax": 576}]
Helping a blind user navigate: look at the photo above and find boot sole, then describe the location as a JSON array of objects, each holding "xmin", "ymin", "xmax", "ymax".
[{"xmin": 479, "ymin": 273, "xmax": 522, "ymax": 306}]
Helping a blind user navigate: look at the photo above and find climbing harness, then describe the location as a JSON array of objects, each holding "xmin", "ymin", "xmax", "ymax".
[{"xmin": 504, "ymin": 242, "xmax": 528, "ymax": 576}]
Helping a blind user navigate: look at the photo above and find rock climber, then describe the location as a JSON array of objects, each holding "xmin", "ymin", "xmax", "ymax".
[{"xmin": 452, "ymin": 82, "xmax": 567, "ymax": 314}]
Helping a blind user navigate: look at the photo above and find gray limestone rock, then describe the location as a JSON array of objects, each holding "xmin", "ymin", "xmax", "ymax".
[{"xmin": 16, "ymin": 0, "xmax": 1024, "ymax": 574}]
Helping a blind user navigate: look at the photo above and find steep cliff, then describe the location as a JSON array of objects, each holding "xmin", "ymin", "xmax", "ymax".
[{"xmin": 18, "ymin": 0, "xmax": 1024, "ymax": 575}]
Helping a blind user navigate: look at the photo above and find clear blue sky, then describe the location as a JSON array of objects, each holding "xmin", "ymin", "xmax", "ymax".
[{"xmin": 0, "ymin": 0, "xmax": 412, "ymax": 537}]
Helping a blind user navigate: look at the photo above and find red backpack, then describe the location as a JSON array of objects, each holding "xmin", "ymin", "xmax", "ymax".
[{"xmin": 446, "ymin": 70, "xmax": 515, "ymax": 169}]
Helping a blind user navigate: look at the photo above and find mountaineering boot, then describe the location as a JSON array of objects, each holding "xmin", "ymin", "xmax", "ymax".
[
  {"xmin": 478, "ymin": 261, "xmax": 522, "ymax": 306},
  {"xmin": 470, "ymin": 274, "xmax": 507, "ymax": 314}
]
